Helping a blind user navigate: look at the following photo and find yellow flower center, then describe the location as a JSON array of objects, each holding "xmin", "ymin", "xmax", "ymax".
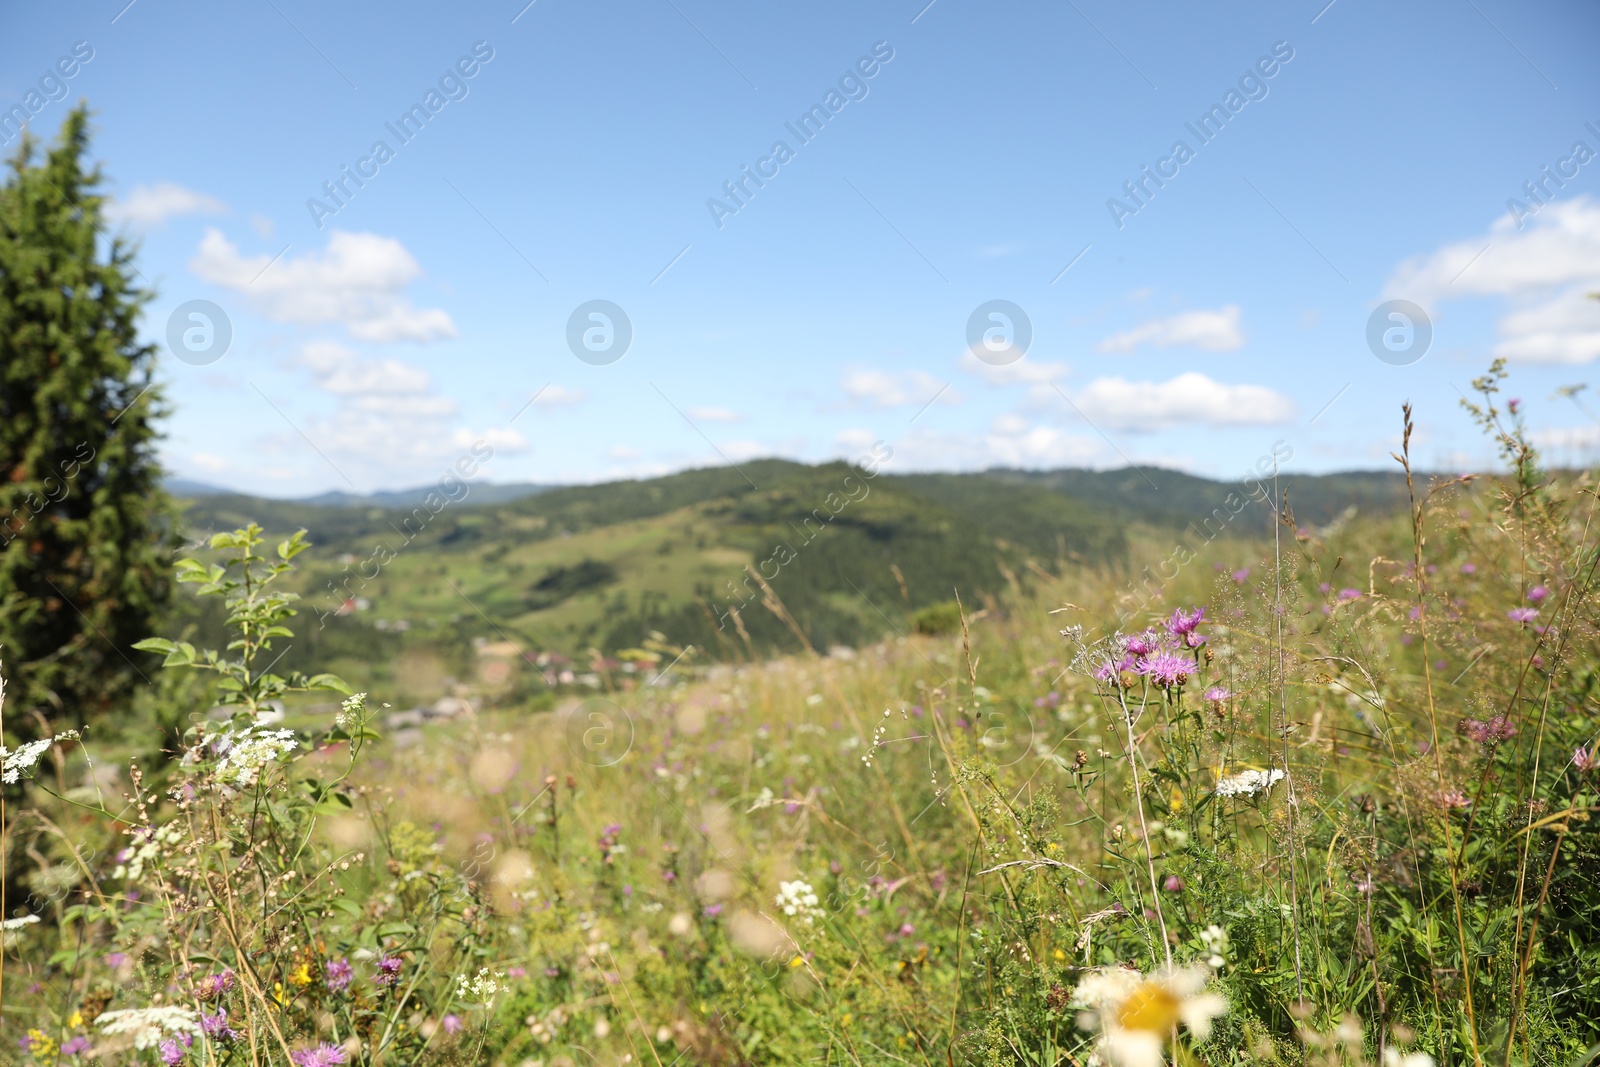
[{"xmin": 1116, "ymin": 982, "xmax": 1181, "ymax": 1034}]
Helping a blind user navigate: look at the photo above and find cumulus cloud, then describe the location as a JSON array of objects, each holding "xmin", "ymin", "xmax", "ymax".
[
  {"xmin": 191, "ymin": 228, "xmax": 456, "ymax": 343},
  {"xmin": 1382, "ymin": 196, "xmax": 1600, "ymax": 364},
  {"xmin": 833, "ymin": 417, "xmax": 1102, "ymax": 471},
  {"xmin": 1062, "ymin": 373, "xmax": 1295, "ymax": 432},
  {"xmin": 281, "ymin": 341, "xmax": 524, "ymax": 484},
  {"xmin": 685, "ymin": 406, "xmax": 744, "ymax": 423},
  {"xmin": 841, "ymin": 369, "xmax": 960, "ymax": 409},
  {"xmin": 530, "ymin": 385, "xmax": 587, "ymax": 408},
  {"xmin": 1097, "ymin": 305, "xmax": 1246, "ymax": 353},
  {"xmin": 958, "ymin": 350, "xmax": 1071, "ymax": 386},
  {"xmin": 107, "ymin": 182, "xmax": 227, "ymax": 227}
]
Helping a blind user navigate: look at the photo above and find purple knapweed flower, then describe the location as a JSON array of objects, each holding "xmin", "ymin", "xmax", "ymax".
[
  {"xmin": 290, "ymin": 1043, "xmax": 348, "ymax": 1067},
  {"xmin": 442, "ymin": 1014, "xmax": 464, "ymax": 1035},
  {"xmin": 702, "ymin": 903, "xmax": 723, "ymax": 919},
  {"xmin": 1165, "ymin": 607, "xmax": 1205, "ymax": 635},
  {"xmin": 201, "ymin": 1009, "xmax": 238, "ymax": 1041},
  {"xmin": 104, "ymin": 952, "xmax": 127, "ymax": 969},
  {"xmin": 374, "ymin": 955, "xmax": 402, "ymax": 987},
  {"xmin": 1462, "ymin": 716, "xmax": 1516, "ymax": 746},
  {"xmin": 197, "ymin": 968, "xmax": 235, "ymax": 999},
  {"xmin": 1231, "ymin": 568, "xmax": 1251, "ymax": 583},
  {"xmin": 1140, "ymin": 653, "xmax": 1195, "ymax": 689},
  {"xmin": 1124, "ymin": 631, "xmax": 1162, "ymax": 657},
  {"xmin": 61, "ymin": 1036, "xmax": 91, "ymax": 1057},
  {"xmin": 1507, "ymin": 607, "xmax": 1540, "ymax": 624},
  {"xmin": 159, "ymin": 1039, "xmax": 185, "ymax": 1065},
  {"xmin": 1203, "ymin": 686, "xmax": 1230, "ymax": 708},
  {"xmin": 1527, "ymin": 585, "xmax": 1549, "ymax": 603},
  {"xmin": 325, "ymin": 957, "xmax": 353, "ymax": 992},
  {"xmin": 1338, "ymin": 588, "xmax": 1362, "ymax": 601},
  {"xmin": 1461, "ymin": 563, "xmax": 1477, "ymax": 574},
  {"xmin": 1182, "ymin": 631, "xmax": 1207, "ymax": 649}
]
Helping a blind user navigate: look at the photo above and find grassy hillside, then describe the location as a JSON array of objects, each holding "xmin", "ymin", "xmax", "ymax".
[{"xmin": 169, "ymin": 462, "xmax": 1411, "ymax": 700}]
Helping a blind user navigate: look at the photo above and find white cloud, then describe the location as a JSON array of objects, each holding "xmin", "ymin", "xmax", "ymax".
[
  {"xmin": 191, "ymin": 228, "xmax": 456, "ymax": 343},
  {"xmin": 277, "ymin": 341, "xmax": 524, "ymax": 485},
  {"xmin": 841, "ymin": 369, "xmax": 960, "ymax": 408},
  {"xmin": 833, "ymin": 419, "xmax": 1102, "ymax": 471},
  {"xmin": 1097, "ymin": 305, "xmax": 1245, "ymax": 353},
  {"xmin": 1382, "ymin": 196, "xmax": 1600, "ymax": 364},
  {"xmin": 530, "ymin": 385, "xmax": 587, "ymax": 408},
  {"xmin": 685, "ymin": 406, "xmax": 744, "ymax": 423},
  {"xmin": 1532, "ymin": 423, "xmax": 1600, "ymax": 450},
  {"xmin": 107, "ymin": 182, "xmax": 227, "ymax": 227},
  {"xmin": 1063, "ymin": 373, "xmax": 1295, "ymax": 432},
  {"xmin": 608, "ymin": 445, "xmax": 642, "ymax": 460},
  {"xmin": 189, "ymin": 452, "xmax": 230, "ymax": 473},
  {"xmin": 958, "ymin": 349, "xmax": 1071, "ymax": 386}
]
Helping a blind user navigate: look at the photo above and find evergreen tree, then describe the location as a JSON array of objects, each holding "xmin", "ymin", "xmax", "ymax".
[{"xmin": 0, "ymin": 106, "xmax": 172, "ymax": 731}]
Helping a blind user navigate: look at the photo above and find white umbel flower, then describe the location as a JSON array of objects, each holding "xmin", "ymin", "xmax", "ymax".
[
  {"xmin": 1214, "ymin": 768, "xmax": 1285, "ymax": 799},
  {"xmin": 2, "ymin": 914, "xmax": 42, "ymax": 930},
  {"xmin": 0, "ymin": 730, "xmax": 81, "ymax": 783},
  {"xmin": 1072, "ymin": 964, "xmax": 1227, "ymax": 1067},
  {"xmin": 1383, "ymin": 1050, "xmax": 1436, "ymax": 1067},
  {"xmin": 455, "ymin": 967, "xmax": 507, "ymax": 1003},
  {"xmin": 774, "ymin": 879, "xmax": 824, "ymax": 926},
  {"xmin": 95, "ymin": 1006, "xmax": 202, "ymax": 1049},
  {"xmin": 214, "ymin": 726, "xmax": 298, "ymax": 787}
]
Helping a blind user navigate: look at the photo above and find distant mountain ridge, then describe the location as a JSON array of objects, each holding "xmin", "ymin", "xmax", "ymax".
[{"xmin": 166, "ymin": 478, "xmax": 556, "ymax": 508}]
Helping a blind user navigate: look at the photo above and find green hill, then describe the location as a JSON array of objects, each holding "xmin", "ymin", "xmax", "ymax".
[{"xmin": 170, "ymin": 461, "xmax": 1412, "ymax": 687}]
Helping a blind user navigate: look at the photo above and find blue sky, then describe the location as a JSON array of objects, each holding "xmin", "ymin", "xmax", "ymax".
[{"xmin": 6, "ymin": 0, "xmax": 1600, "ymax": 495}]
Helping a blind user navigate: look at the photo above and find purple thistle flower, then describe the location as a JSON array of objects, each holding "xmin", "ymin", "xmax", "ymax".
[
  {"xmin": 1338, "ymin": 588, "xmax": 1363, "ymax": 601},
  {"xmin": 1203, "ymin": 686, "xmax": 1230, "ymax": 707},
  {"xmin": 290, "ymin": 1043, "xmax": 348, "ymax": 1067},
  {"xmin": 1527, "ymin": 585, "xmax": 1550, "ymax": 603},
  {"xmin": 61, "ymin": 1037, "xmax": 91, "ymax": 1057},
  {"xmin": 1461, "ymin": 562, "xmax": 1477, "ymax": 574},
  {"xmin": 702, "ymin": 903, "xmax": 723, "ymax": 919},
  {"xmin": 1140, "ymin": 653, "xmax": 1194, "ymax": 689},
  {"xmin": 104, "ymin": 952, "xmax": 127, "ymax": 969},
  {"xmin": 1462, "ymin": 716, "xmax": 1516, "ymax": 746},
  {"xmin": 197, "ymin": 968, "xmax": 236, "ymax": 999},
  {"xmin": 1183, "ymin": 631, "xmax": 1207, "ymax": 650},
  {"xmin": 1507, "ymin": 607, "xmax": 1540, "ymax": 624},
  {"xmin": 201, "ymin": 1009, "xmax": 238, "ymax": 1041},
  {"xmin": 374, "ymin": 955, "xmax": 402, "ymax": 987},
  {"xmin": 325, "ymin": 957, "xmax": 353, "ymax": 992},
  {"xmin": 442, "ymin": 1014, "xmax": 464, "ymax": 1035},
  {"xmin": 159, "ymin": 1039, "xmax": 185, "ymax": 1065},
  {"xmin": 1165, "ymin": 607, "xmax": 1204, "ymax": 635},
  {"xmin": 1124, "ymin": 631, "xmax": 1162, "ymax": 657},
  {"xmin": 1231, "ymin": 568, "xmax": 1250, "ymax": 583}
]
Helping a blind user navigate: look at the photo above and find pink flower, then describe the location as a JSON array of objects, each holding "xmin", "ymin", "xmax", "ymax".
[
  {"xmin": 1164, "ymin": 607, "xmax": 1205, "ymax": 636},
  {"xmin": 1124, "ymin": 631, "xmax": 1162, "ymax": 657},
  {"xmin": 61, "ymin": 1037, "xmax": 91, "ymax": 1057},
  {"xmin": 159, "ymin": 1040, "xmax": 185, "ymax": 1065},
  {"xmin": 197, "ymin": 968, "xmax": 236, "ymax": 998},
  {"xmin": 1438, "ymin": 790, "xmax": 1469, "ymax": 809},
  {"xmin": 1574, "ymin": 746, "xmax": 1597, "ymax": 772},
  {"xmin": 291, "ymin": 1043, "xmax": 347, "ymax": 1067},
  {"xmin": 1460, "ymin": 563, "xmax": 1477, "ymax": 575},
  {"xmin": 1527, "ymin": 585, "xmax": 1549, "ymax": 603},
  {"xmin": 325, "ymin": 958, "xmax": 353, "ymax": 992},
  {"xmin": 1162, "ymin": 875, "xmax": 1184, "ymax": 892},
  {"xmin": 1507, "ymin": 607, "xmax": 1540, "ymax": 624},
  {"xmin": 1203, "ymin": 686, "xmax": 1230, "ymax": 708},
  {"xmin": 1338, "ymin": 588, "xmax": 1362, "ymax": 601},
  {"xmin": 442, "ymin": 1014, "xmax": 464, "ymax": 1035},
  {"xmin": 1231, "ymin": 568, "xmax": 1250, "ymax": 583},
  {"xmin": 1139, "ymin": 653, "xmax": 1194, "ymax": 689},
  {"xmin": 374, "ymin": 955, "xmax": 402, "ymax": 987},
  {"xmin": 1462, "ymin": 716, "xmax": 1516, "ymax": 746}
]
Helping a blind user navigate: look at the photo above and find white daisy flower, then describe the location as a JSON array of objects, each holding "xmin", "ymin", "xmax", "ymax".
[{"xmin": 1072, "ymin": 964, "xmax": 1227, "ymax": 1067}]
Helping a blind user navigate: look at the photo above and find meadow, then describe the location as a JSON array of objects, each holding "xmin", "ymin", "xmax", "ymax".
[{"xmin": 3, "ymin": 379, "xmax": 1599, "ymax": 1066}]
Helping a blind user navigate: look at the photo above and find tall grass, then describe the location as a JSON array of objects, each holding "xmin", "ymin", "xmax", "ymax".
[{"xmin": 3, "ymin": 382, "xmax": 1598, "ymax": 1066}]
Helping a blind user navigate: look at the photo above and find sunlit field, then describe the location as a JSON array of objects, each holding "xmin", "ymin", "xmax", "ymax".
[{"xmin": 6, "ymin": 377, "xmax": 1598, "ymax": 1065}]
